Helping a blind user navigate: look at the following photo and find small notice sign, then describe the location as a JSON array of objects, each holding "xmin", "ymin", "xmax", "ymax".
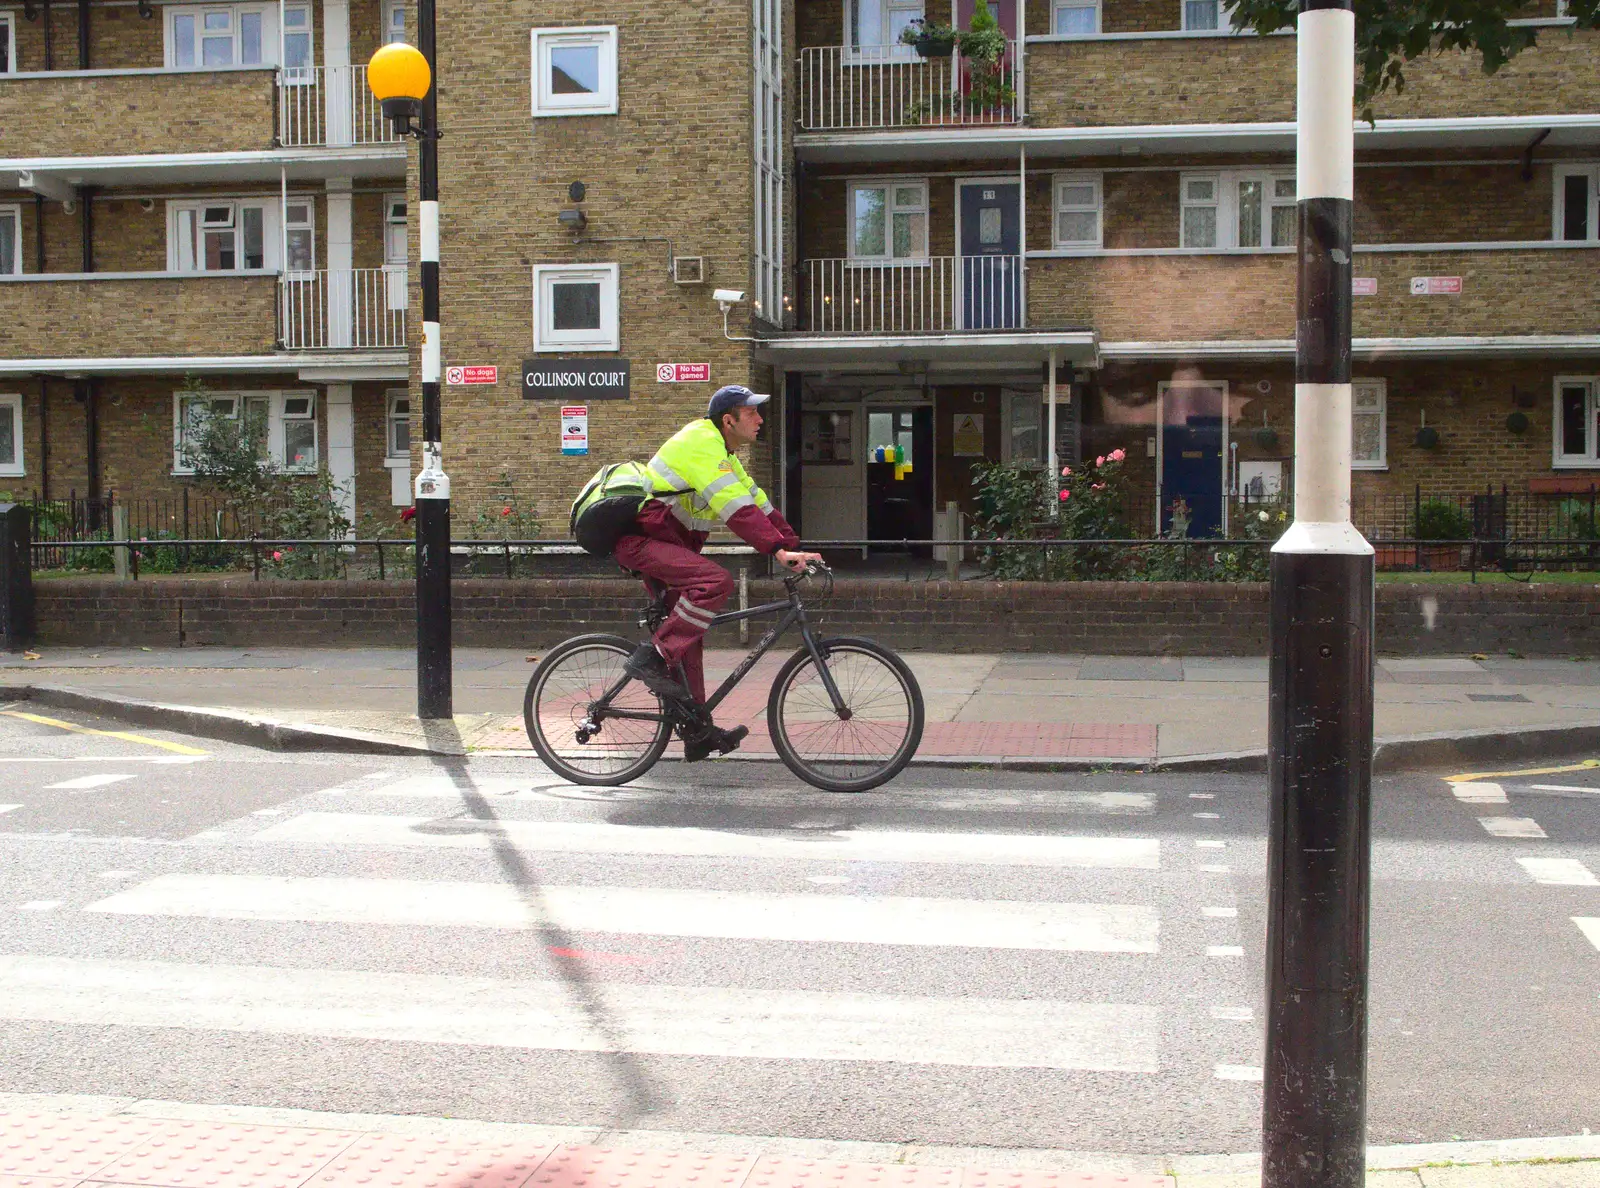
[
  {"xmin": 561, "ymin": 406, "xmax": 589, "ymax": 456},
  {"xmin": 1351, "ymin": 278, "xmax": 1378, "ymax": 296},
  {"xmin": 953, "ymin": 412, "xmax": 985, "ymax": 457},
  {"xmin": 1410, "ymin": 276, "xmax": 1462, "ymax": 296},
  {"xmin": 656, "ymin": 363, "xmax": 711, "ymax": 383},
  {"xmin": 445, "ymin": 365, "xmax": 499, "ymax": 385}
]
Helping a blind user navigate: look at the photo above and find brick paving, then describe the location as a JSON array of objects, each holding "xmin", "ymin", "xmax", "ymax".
[{"xmin": 0, "ymin": 1116, "xmax": 1173, "ymax": 1188}]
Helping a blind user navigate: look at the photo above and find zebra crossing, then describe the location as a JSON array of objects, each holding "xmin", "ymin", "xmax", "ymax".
[{"xmin": 0, "ymin": 765, "xmax": 1267, "ymax": 1140}]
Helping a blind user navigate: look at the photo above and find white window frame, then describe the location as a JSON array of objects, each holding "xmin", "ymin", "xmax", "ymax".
[
  {"xmin": 283, "ymin": 198, "xmax": 315, "ymax": 274},
  {"xmin": 847, "ymin": 179, "xmax": 929, "ymax": 263},
  {"xmin": 1179, "ymin": 170, "xmax": 1295, "ymax": 249},
  {"xmin": 279, "ymin": 3, "xmax": 314, "ymax": 73},
  {"xmin": 1351, "ymin": 378, "xmax": 1387, "ymax": 471},
  {"xmin": 1052, "ymin": 172, "xmax": 1103, "ymax": 249},
  {"xmin": 386, "ymin": 390, "xmax": 412, "ymax": 460},
  {"xmin": 0, "ymin": 393, "xmax": 23, "ymax": 478},
  {"xmin": 1553, "ymin": 164, "xmax": 1600, "ymax": 243},
  {"xmin": 845, "ymin": 0, "xmax": 925, "ymax": 55},
  {"xmin": 532, "ymin": 263, "xmax": 620, "ymax": 352},
  {"xmin": 1053, "ymin": 0, "xmax": 1100, "ymax": 35},
  {"xmin": 1552, "ymin": 375, "xmax": 1600, "ymax": 468},
  {"xmin": 0, "ymin": 13, "xmax": 16, "ymax": 74},
  {"xmin": 530, "ymin": 26, "xmax": 618, "ymax": 117},
  {"xmin": 164, "ymin": 3, "xmax": 291, "ymax": 69},
  {"xmin": 166, "ymin": 198, "xmax": 279, "ymax": 272},
  {"xmin": 171, "ymin": 390, "xmax": 317, "ymax": 475},
  {"xmin": 0, "ymin": 204, "xmax": 21, "ymax": 277},
  {"xmin": 1181, "ymin": 0, "xmax": 1239, "ymax": 31},
  {"xmin": 385, "ymin": 0, "xmax": 407, "ymax": 43}
]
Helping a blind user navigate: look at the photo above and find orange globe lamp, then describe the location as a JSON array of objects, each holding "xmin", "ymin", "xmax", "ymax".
[{"xmin": 367, "ymin": 42, "xmax": 431, "ymax": 132}]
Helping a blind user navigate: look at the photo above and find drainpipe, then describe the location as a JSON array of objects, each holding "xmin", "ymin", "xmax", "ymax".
[
  {"xmin": 1018, "ymin": 146, "xmax": 1027, "ymax": 328},
  {"xmin": 80, "ymin": 185, "xmax": 94, "ymax": 272},
  {"xmin": 43, "ymin": 0, "xmax": 52, "ymax": 71},
  {"xmin": 38, "ymin": 378, "xmax": 50, "ymax": 501},
  {"xmin": 33, "ymin": 195, "xmax": 45, "ymax": 272},
  {"xmin": 76, "ymin": 0, "xmax": 88, "ymax": 68}
]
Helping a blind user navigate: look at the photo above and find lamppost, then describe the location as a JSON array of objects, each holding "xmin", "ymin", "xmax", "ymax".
[
  {"xmin": 1262, "ymin": 1, "xmax": 1374, "ymax": 1185},
  {"xmin": 368, "ymin": 28, "xmax": 451, "ymax": 720}
]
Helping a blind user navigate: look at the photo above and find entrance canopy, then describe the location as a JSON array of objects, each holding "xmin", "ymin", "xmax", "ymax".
[{"xmin": 755, "ymin": 328, "xmax": 1097, "ymax": 371}]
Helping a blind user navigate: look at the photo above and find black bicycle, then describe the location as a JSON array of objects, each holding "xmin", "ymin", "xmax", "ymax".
[{"xmin": 523, "ymin": 564, "xmax": 924, "ymax": 792}]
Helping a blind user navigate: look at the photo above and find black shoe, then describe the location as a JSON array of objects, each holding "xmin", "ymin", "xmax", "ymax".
[
  {"xmin": 624, "ymin": 643, "xmax": 690, "ymax": 700},
  {"xmin": 683, "ymin": 724, "xmax": 749, "ymax": 763}
]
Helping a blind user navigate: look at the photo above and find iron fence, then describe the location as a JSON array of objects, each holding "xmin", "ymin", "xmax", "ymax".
[{"xmin": 797, "ymin": 42, "xmax": 1022, "ymax": 130}]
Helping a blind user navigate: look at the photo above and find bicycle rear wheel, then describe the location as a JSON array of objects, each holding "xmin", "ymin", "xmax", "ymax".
[
  {"xmin": 525, "ymin": 634, "xmax": 672, "ymax": 785},
  {"xmin": 767, "ymin": 636, "xmax": 924, "ymax": 793}
]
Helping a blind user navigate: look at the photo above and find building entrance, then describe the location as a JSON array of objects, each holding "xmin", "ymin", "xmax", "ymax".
[
  {"xmin": 866, "ymin": 406, "xmax": 934, "ymax": 553},
  {"xmin": 1157, "ymin": 380, "xmax": 1229, "ymax": 537}
]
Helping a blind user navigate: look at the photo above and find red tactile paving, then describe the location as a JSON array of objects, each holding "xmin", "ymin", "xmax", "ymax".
[
  {"xmin": 0, "ymin": 1114, "xmax": 184, "ymax": 1181},
  {"xmin": 308, "ymin": 1135, "xmax": 556, "ymax": 1188},
  {"xmin": 529, "ymin": 1147, "xmax": 755, "ymax": 1188},
  {"xmin": 89, "ymin": 1122, "xmax": 360, "ymax": 1188},
  {"xmin": 962, "ymin": 1170, "xmax": 1172, "ymax": 1188},
  {"xmin": 746, "ymin": 1158, "xmax": 959, "ymax": 1188}
]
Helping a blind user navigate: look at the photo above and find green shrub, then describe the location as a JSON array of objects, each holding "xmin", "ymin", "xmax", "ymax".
[{"xmin": 1412, "ymin": 500, "xmax": 1471, "ymax": 541}]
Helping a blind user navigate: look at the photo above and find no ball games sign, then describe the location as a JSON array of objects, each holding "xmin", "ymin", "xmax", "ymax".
[
  {"xmin": 656, "ymin": 363, "xmax": 711, "ymax": 383},
  {"xmin": 522, "ymin": 359, "xmax": 631, "ymax": 401}
]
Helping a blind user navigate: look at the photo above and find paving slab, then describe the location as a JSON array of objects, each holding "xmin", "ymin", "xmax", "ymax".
[{"xmin": 1078, "ymin": 657, "xmax": 1185, "ymax": 682}]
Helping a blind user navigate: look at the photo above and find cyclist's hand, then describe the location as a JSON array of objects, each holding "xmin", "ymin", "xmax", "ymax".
[{"xmin": 776, "ymin": 549, "xmax": 822, "ymax": 573}]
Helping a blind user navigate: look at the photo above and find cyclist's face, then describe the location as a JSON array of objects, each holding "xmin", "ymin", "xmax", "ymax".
[{"xmin": 722, "ymin": 405, "xmax": 763, "ymax": 447}]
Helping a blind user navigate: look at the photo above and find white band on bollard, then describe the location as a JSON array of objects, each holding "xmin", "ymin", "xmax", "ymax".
[
  {"xmin": 422, "ymin": 320, "xmax": 441, "ymax": 382},
  {"xmin": 420, "ymin": 201, "xmax": 440, "ymax": 263}
]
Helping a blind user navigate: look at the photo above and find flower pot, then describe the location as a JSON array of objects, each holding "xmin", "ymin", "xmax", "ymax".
[
  {"xmin": 1506, "ymin": 411, "xmax": 1530, "ymax": 435},
  {"xmin": 1375, "ymin": 545, "xmax": 1416, "ymax": 570},
  {"xmin": 1253, "ymin": 427, "xmax": 1279, "ymax": 450},
  {"xmin": 912, "ymin": 33, "xmax": 956, "ymax": 57},
  {"xmin": 1414, "ymin": 426, "xmax": 1440, "ymax": 450}
]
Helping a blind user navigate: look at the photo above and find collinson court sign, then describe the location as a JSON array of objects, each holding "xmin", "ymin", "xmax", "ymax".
[{"xmin": 521, "ymin": 359, "xmax": 631, "ymax": 401}]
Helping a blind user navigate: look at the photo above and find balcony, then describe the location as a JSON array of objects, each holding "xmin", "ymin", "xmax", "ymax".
[
  {"xmin": 797, "ymin": 43, "xmax": 1021, "ymax": 131},
  {"xmin": 799, "ymin": 256, "xmax": 1023, "ymax": 333},
  {"xmin": 277, "ymin": 268, "xmax": 408, "ymax": 349},
  {"xmin": 0, "ymin": 273, "xmax": 281, "ymax": 358},
  {"xmin": 1024, "ymin": 246, "xmax": 1600, "ymax": 343},
  {"xmin": 1024, "ymin": 30, "xmax": 1600, "ymax": 128},
  {"xmin": 276, "ymin": 66, "xmax": 401, "ymax": 148}
]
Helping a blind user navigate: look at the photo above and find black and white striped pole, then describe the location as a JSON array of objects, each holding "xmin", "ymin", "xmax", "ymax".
[
  {"xmin": 368, "ymin": 10, "xmax": 452, "ymax": 720},
  {"xmin": 1262, "ymin": 1, "xmax": 1374, "ymax": 1185}
]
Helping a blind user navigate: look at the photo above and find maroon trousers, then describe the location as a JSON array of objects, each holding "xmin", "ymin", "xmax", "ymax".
[{"xmin": 612, "ymin": 533, "xmax": 734, "ymax": 704}]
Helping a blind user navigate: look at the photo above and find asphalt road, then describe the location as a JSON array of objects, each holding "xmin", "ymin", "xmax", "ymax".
[{"xmin": 0, "ymin": 697, "xmax": 1595, "ymax": 1155}]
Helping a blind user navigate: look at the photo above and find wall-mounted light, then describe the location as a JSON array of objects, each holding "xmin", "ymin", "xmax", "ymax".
[
  {"xmin": 557, "ymin": 208, "xmax": 587, "ymax": 231},
  {"xmin": 567, "ymin": 181, "xmax": 586, "ymax": 203},
  {"xmin": 138, "ymin": 197, "xmax": 155, "ymax": 213}
]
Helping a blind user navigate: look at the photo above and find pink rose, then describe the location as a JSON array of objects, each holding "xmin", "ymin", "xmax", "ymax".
[
  {"xmin": 502, "ymin": 506, "xmax": 512, "ymax": 517},
  {"xmin": 1092, "ymin": 483, "xmax": 1106, "ymax": 491},
  {"xmin": 272, "ymin": 551, "xmax": 282, "ymax": 562},
  {"xmin": 1096, "ymin": 455, "xmax": 1105, "ymax": 466},
  {"xmin": 1061, "ymin": 466, "xmax": 1071, "ymax": 476},
  {"xmin": 1058, "ymin": 489, "xmax": 1070, "ymax": 502},
  {"xmin": 1110, "ymin": 448, "xmax": 1126, "ymax": 462}
]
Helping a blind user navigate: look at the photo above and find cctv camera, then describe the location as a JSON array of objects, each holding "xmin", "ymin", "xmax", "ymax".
[{"xmin": 712, "ymin": 289, "xmax": 746, "ymax": 305}]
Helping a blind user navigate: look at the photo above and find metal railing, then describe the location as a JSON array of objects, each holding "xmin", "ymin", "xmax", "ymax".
[
  {"xmin": 278, "ymin": 268, "xmax": 408, "ymax": 350},
  {"xmin": 276, "ymin": 64, "xmax": 398, "ymax": 147},
  {"xmin": 800, "ymin": 255, "xmax": 1022, "ymax": 333},
  {"xmin": 797, "ymin": 42, "xmax": 1021, "ymax": 131}
]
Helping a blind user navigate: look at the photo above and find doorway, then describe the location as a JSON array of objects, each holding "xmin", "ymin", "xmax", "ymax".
[
  {"xmin": 866, "ymin": 405, "xmax": 934, "ymax": 554},
  {"xmin": 957, "ymin": 180, "xmax": 1021, "ymax": 330},
  {"xmin": 1157, "ymin": 380, "xmax": 1229, "ymax": 537}
]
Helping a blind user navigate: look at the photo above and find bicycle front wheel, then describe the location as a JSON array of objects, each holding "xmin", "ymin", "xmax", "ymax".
[
  {"xmin": 768, "ymin": 636, "xmax": 924, "ymax": 793},
  {"xmin": 525, "ymin": 634, "xmax": 672, "ymax": 785}
]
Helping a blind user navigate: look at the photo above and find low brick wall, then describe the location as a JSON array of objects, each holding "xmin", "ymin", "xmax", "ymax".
[{"xmin": 27, "ymin": 577, "xmax": 1600, "ymax": 656}]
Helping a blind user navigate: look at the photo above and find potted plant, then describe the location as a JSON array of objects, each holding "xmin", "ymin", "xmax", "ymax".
[
  {"xmin": 899, "ymin": 17, "xmax": 957, "ymax": 57},
  {"xmin": 1412, "ymin": 499, "xmax": 1471, "ymax": 571},
  {"xmin": 955, "ymin": 0, "xmax": 1015, "ymax": 117}
]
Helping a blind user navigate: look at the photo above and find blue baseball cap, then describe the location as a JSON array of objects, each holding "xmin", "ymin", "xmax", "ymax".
[{"xmin": 707, "ymin": 384, "xmax": 770, "ymax": 422}]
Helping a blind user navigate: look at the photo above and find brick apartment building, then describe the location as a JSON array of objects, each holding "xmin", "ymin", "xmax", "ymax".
[{"xmin": 3, "ymin": 0, "xmax": 1600, "ymax": 543}]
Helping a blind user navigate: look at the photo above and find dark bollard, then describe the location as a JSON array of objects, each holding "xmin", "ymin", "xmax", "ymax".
[{"xmin": 0, "ymin": 503, "xmax": 37, "ymax": 652}]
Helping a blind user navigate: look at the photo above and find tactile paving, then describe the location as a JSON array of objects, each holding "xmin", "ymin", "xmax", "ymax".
[
  {"xmin": 88, "ymin": 1121, "xmax": 360, "ymax": 1188},
  {"xmin": 0, "ymin": 1114, "xmax": 185, "ymax": 1180},
  {"xmin": 963, "ymin": 1172, "xmax": 1171, "ymax": 1188},
  {"xmin": 532, "ymin": 1147, "xmax": 757, "ymax": 1188},
  {"xmin": 309, "ymin": 1134, "xmax": 556, "ymax": 1188},
  {"xmin": 746, "ymin": 1158, "xmax": 958, "ymax": 1188},
  {"xmin": 0, "ymin": 1174, "xmax": 80, "ymax": 1188}
]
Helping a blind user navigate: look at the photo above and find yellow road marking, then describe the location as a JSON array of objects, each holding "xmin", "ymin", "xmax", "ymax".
[
  {"xmin": 1, "ymin": 710, "xmax": 208, "ymax": 756},
  {"xmin": 1446, "ymin": 757, "xmax": 1599, "ymax": 784}
]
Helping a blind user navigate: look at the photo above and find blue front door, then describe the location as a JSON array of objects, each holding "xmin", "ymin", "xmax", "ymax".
[
  {"xmin": 958, "ymin": 182, "xmax": 1020, "ymax": 330},
  {"xmin": 1160, "ymin": 382, "xmax": 1227, "ymax": 536}
]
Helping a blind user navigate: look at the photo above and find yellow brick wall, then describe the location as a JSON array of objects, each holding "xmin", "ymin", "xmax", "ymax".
[
  {"xmin": 0, "ymin": 70, "xmax": 277, "ymax": 155},
  {"xmin": 0, "ymin": 275, "xmax": 280, "ymax": 355}
]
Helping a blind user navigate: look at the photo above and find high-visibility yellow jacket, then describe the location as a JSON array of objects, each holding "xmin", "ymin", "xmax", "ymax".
[{"xmin": 640, "ymin": 418, "xmax": 799, "ymax": 555}]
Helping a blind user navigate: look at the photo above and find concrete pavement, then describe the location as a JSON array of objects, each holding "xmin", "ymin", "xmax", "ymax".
[{"xmin": 7, "ymin": 646, "xmax": 1600, "ymax": 767}]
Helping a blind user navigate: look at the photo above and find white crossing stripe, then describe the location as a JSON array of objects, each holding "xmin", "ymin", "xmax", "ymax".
[
  {"xmin": 1479, "ymin": 817, "xmax": 1547, "ymax": 839},
  {"xmin": 1448, "ymin": 781, "xmax": 1507, "ymax": 804},
  {"xmin": 0, "ymin": 806, "xmax": 19, "ymax": 815},
  {"xmin": 1574, "ymin": 918, "xmax": 1600, "ymax": 953},
  {"xmin": 1527, "ymin": 784, "xmax": 1600, "ymax": 796},
  {"xmin": 1207, "ymin": 945, "xmax": 1244, "ymax": 957},
  {"xmin": 44, "ymin": 774, "xmax": 135, "ymax": 791},
  {"xmin": 0, "ymin": 955, "xmax": 1160, "ymax": 1072},
  {"xmin": 86, "ymin": 875, "xmax": 1161, "ymax": 953},
  {"xmin": 1517, "ymin": 858, "xmax": 1598, "ymax": 887},
  {"xmin": 250, "ymin": 814, "xmax": 1162, "ymax": 869}
]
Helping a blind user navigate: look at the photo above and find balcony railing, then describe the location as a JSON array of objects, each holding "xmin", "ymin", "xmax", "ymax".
[
  {"xmin": 800, "ymin": 256, "xmax": 1023, "ymax": 334},
  {"xmin": 278, "ymin": 268, "xmax": 408, "ymax": 349},
  {"xmin": 797, "ymin": 42, "xmax": 1021, "ymax": 131},
  {"xmin": 276, "ymin": 65, "xmax": 399, "ymax": 147}
]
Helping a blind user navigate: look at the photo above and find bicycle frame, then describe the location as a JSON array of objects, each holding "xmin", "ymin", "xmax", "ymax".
[{"xmin": 587, "ymin": 579, "xmax": 849, "ymax": 725}]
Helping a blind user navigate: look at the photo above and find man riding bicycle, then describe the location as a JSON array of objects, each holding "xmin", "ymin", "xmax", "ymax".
[{"xmin": 616, "ymin": 384, "xmax": 822, "ymax": 761}]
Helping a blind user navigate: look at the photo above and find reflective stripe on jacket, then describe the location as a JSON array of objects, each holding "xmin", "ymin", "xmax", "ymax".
[{"xmin": 647, "ymin": 419, "xmax": 780, "ymax": 540}]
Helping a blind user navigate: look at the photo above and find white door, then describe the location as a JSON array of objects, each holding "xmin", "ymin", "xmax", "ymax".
[
  {"xmin": 384, "ymin": 195, "xmax": 408, "ymax": 312},
  {"xmin": 799, "ymin": 406, "xmax": 865, "ymax": 547}
]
